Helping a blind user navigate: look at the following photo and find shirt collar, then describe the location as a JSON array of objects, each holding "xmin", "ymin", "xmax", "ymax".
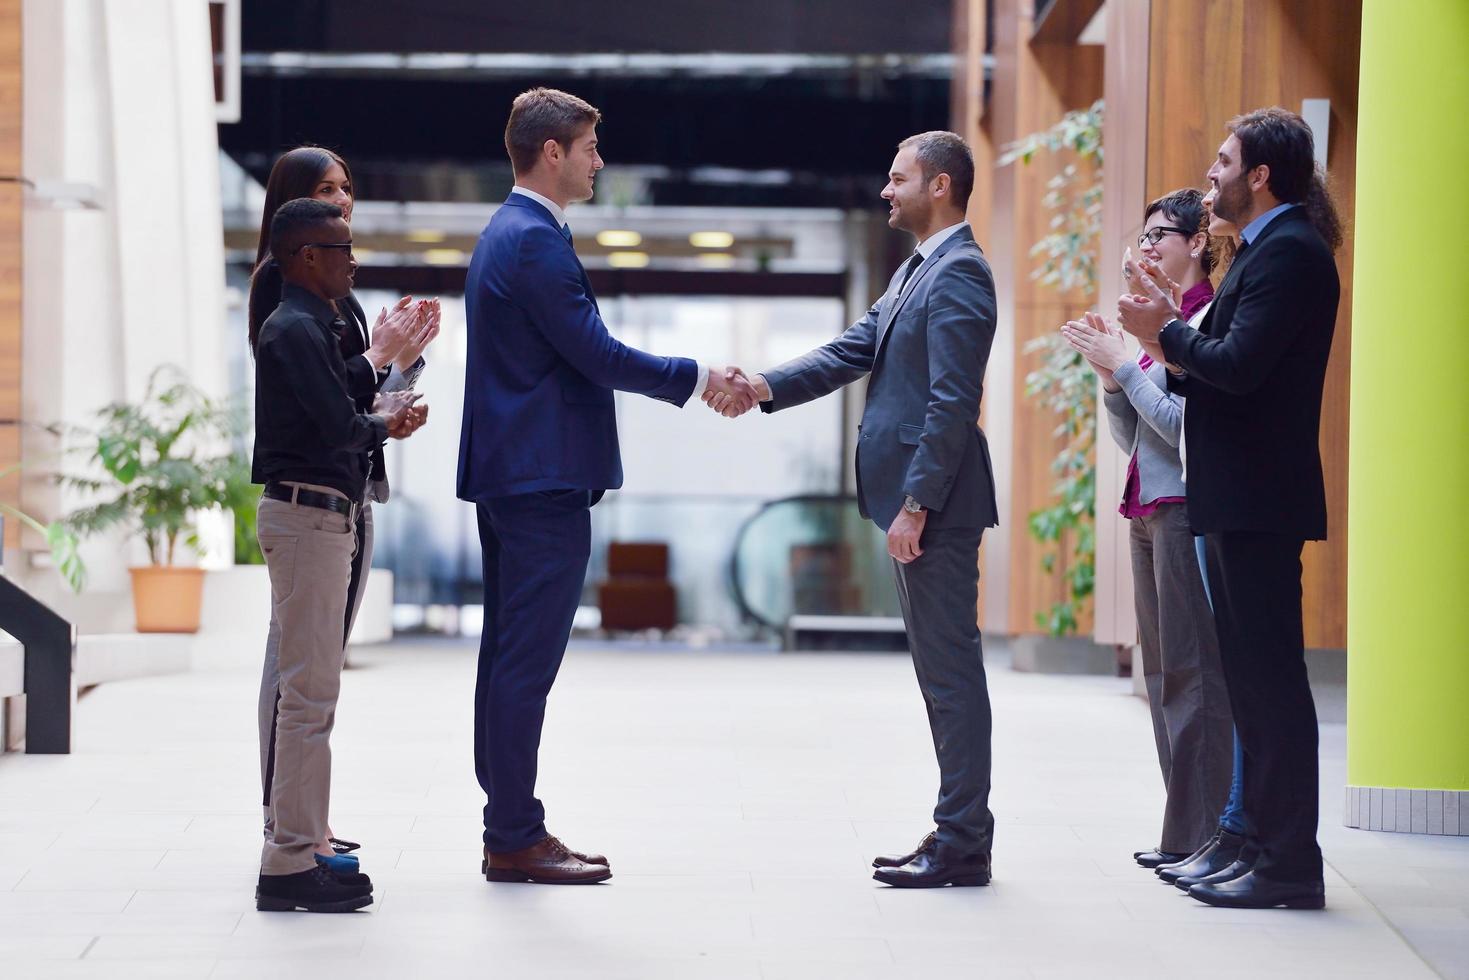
[
  {"xmin": 280, "ymin": 282, "xmax": 341, "ymax": 329},
  {"xmin": 510, "ymin": 185, "xmax": 568, "ymax": 229},
  {"xmin": 1240, "ymin": 202, "xmax": 1298, "ymax": 246},
  {"xmin": 914, "ymin": 221, "xmax": 969, "ymax": 261}
]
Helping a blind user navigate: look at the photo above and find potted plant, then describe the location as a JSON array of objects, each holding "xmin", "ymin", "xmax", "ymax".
[{"xmin": 56, "ymin": 367, "xmax": 251, "ymax": 633}]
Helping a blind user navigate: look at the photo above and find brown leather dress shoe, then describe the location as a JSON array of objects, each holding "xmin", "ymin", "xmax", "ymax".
[
  {"xmin": 872, "ymin": 831, "xmax": 937, "ymax": 869},
  {"xmin": 483, "ymin": 836, "xmax": 612, "ymax": 884},
  {"xmin": 481, "ymin": 842, "xmax": 608, "ymax": 874}
]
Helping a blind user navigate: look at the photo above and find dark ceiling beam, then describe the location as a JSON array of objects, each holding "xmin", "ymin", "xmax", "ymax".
[
  {"xmin": 241, "ymin": 0, "xmax": 952, "ymax": 56},
  {"xmin": 350, "ymin": 265, "xmax": 845, "ymax": 298}
]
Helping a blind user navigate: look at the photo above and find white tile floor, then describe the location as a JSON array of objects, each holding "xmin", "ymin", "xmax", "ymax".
[{"xmin": 0, "ymin": 637, "xmax": 1464, "ymax": 979}]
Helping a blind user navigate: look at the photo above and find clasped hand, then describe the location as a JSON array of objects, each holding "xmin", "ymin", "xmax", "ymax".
[
  {"xmin": 700, "ymin": 367, "xmax": 764, "ymax": 418},
  {"xmin": 374, "ymin": 389, "xmax": 428, "ymax": 439}
]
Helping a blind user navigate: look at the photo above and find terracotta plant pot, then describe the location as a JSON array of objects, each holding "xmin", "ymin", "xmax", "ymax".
[{"xmin": 129, "ymin": 566, "xmax": 207, "ymax": 634}]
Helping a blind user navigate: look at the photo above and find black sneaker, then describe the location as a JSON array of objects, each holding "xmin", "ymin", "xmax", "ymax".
[{"xmin": 256, "ymin": 865, "xmax": 373, "ymax": 913}]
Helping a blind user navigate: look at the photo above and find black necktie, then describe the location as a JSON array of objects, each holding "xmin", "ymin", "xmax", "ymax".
[{"xmin": 898, "ymin": 251, "xmax": 923, "ymax": 293}]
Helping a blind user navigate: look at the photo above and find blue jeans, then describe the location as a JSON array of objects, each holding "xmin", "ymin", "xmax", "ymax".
[{"xmin": 1195, "ymin": 535, "xmax": 1251, "ymax": 837}]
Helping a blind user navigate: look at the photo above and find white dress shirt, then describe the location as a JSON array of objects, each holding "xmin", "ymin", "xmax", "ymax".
[
  {"xmin": 914, "ymin": 220, "xmax": 970, "ymax": 263},
  {"xmin": 509, "ymin": 186, "xmax": 712, "ymax": 404}
]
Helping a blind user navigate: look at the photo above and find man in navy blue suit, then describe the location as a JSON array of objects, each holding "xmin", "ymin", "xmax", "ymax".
[{"xmin": 457, "ymin": 88, "xmax": 756, "ymax": 884}]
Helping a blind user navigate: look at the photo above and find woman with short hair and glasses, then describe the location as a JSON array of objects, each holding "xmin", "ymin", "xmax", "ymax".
[
  {"xmin": 1062, "ymin": 187, "xmax": 1234, "ymax": 870},
  {"xmin": 247, "ymin": 147, "xmax": 439, "ymax": 874}
]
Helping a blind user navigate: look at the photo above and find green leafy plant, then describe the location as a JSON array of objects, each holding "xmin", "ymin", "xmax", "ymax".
[
  {"xmin": 0, "ymin": 460, "xmax": 85, "ymax": 591},
  {"xmin": 999, "ymin": 99, "xmax": 1103, "ymax": 636},
  {"xmin": 57, "ymin": 367, "xmax": 253, "ymax": 578}
]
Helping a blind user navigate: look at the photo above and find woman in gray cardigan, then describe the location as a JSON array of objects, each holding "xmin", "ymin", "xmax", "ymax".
[{"xmin": 1063, "ymin": 188, "xmax": 1233, "ymax": 868}]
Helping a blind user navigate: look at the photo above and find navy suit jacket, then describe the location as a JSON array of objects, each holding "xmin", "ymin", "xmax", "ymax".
[{"xmin": 456, "ymin": 194, "xmax": 700, "ymax": 501}]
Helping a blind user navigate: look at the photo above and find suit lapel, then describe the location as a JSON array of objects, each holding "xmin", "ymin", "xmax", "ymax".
[
  {"xmin": 874, "ymin": 228, "xmax": 973, "ymax": 359},
  {"xmin": 1207, "ymin": 207, "xmax": 1307, "ymax": 333},
  {"xmin": 505, "ymin": 194, "xmax": 600, "ymax": 311}
]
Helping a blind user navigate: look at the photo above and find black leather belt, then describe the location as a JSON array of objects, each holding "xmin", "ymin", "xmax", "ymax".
[{"xmin": 263, "ymin": 483, "xmax": 358, "ymax": 516}]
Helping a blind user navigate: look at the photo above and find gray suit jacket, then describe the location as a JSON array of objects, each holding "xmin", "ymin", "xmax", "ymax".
[{"xmin": 760, "ymin": 226, "xmax": 999, "ymax": 532}]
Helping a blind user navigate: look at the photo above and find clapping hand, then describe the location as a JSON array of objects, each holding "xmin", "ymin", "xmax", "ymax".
[
  {"xmin": 374, "ymin": 389, "xmax": 428, "ymax": 439},
  {"xmin": 1061, "ymin": 311, "xmax": 1128, "ymax": 390},
  {"xmin": 367, "ymin": 297, "xmax": 422, "ymax": 368},
  {"xmin": 396, "ymin": 298, "xmax": 441, "ymax": 372},
  {"xmin": 1116, "ymin": 257, "xmax": 1183, "ymax": 342},
  {"xmin": 702, "ymin": 366, "xmax": 761, "ymax": 418}
]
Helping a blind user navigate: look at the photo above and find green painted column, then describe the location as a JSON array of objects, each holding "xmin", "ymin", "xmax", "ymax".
[{"xmin": 1346, "ymin": 0, "xmax": 1469, "ymax": 834}]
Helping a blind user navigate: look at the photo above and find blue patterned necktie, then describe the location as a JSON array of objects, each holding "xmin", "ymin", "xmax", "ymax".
[{"xmin": 560, "ymin": 223, "xmax": 573, "ymax": 244}]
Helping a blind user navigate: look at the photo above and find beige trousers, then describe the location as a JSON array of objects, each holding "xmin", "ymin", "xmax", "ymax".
[{"xmin": 255, "ymin": 485, "xmax": 359, "ymax": 876}]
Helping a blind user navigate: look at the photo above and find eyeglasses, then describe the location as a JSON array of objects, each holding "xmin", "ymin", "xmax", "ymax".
[
  {"xmin": 292, "ymin": 242, "xmax": 354, "ymax": 256},
  {"xmin": 1137, "ymin": 226, "xmax": 1194, "ymax": 248}
]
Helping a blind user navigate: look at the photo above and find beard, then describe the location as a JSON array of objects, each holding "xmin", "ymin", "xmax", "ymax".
[{"xmin": 1212, "ymin": 172, "xmax": 1252, "ymax": 224}]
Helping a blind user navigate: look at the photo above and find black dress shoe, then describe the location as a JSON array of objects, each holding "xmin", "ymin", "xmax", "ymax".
[
  {"xmin": 1159, "ymin": 830, "xmax": 1244, "ymax": 884},
  {"xmin": 256, "ymin": 865, "xmax": 373, "ymax": 913},
  {"xmin": 872, "ymin": 831, "xmax": 936, "ymax": 869},
  {"xmin": 1175, "ymin": 857, "xmax": 1251, "ymax": 891},
  {"xmin": 329, "ymin": 837, "xmax": 361, "ymax": 855},
  {"xmin": 872, "ymin": 845, "xmax": 990, "ymax": 888},
  {"xmin": 1134, "ymin": 848, "xmax": 1190, "ymax": 869},
  {"xmin": 1188, "ymin": 870, "xmax": 1324, "ymax": 909}
]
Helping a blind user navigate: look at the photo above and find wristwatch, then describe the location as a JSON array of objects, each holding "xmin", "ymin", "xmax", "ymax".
[{"xmin": 902, "ymin": 495, "xmax": 925, "ymax": 515}]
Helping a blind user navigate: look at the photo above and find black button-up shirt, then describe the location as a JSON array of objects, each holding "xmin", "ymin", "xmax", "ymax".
[{"xmin": 252, "ymin": 283, "xmax": 387, "ymax": 500}]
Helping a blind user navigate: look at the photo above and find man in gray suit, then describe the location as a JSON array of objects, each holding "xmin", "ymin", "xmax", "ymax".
[{"xmin": 714, "ymin": 131, "xmax": 1000, "ymax": 887}]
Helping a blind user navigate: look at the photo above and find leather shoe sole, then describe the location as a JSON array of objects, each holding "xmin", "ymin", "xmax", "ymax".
[
  {"xmin": 484, "ymin": 865, "xmax": 612, "ymax": 884},
  {"xmin": 1188, "ymin": 880, "xmax": 1324, "ymax": 910},
  {"xmin": 256, "ymin": 892, "xmax": 373, "ymax": 913},
  {"xmin": 872, "ymin": 867, "xmax": 990, "ymax": 888}
]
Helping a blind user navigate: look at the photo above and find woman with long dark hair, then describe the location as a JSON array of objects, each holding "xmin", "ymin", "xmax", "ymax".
[{"xmin": 249, "ymin": 146, "xmax": 439, "ymax": 870}]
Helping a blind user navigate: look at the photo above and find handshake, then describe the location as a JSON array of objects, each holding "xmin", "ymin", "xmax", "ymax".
[{"xmin": 700, "ymin": 367, "xmax": 769, "ymax": 418}]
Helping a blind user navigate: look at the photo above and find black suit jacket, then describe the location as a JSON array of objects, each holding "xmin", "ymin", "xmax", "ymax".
[{"xmin": 1160, "ymin": 207, "xmax": 1339, "ymax": 540}]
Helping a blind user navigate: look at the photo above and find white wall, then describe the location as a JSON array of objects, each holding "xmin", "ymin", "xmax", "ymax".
[{"xmin": 17, "ymin": 0, "xmax": 228, "ymax": 627}]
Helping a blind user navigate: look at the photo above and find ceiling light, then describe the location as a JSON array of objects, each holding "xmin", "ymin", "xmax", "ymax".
[
  {"xmin": 422, "ymin": 248, "xmax": 467, "ymax": 265},
  {"xmin": 607, "ymin": 251, "xmax": 650, "ymax": 268},
  {"xmin": 689, "ymin": 231, "xmax": 735, "ymax": 248},
  {"xmin": 596, "ymin": 230, "xmax": 642, "ymax": 247},
  {"xmin": 407, "ymin": 229, "xmax": 446, "ymax": 244},
  {"xmin": 697, "ymin": 253, "xmax": 735, "ymax": 268}
]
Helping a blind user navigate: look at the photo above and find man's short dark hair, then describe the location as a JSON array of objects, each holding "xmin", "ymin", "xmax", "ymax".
[
  {"xmin": 1227, "ymin": 106, "xmax": 1316, "ymax": 205},
  {"xmin": 1144, "ymin": 187, "xmax": 1215, "ymax": 275},
  {"xmin": 898, "ymin": 131, "xmax": 975, "ymax": 211},
  {"xmin": 504, "ymin": 88, "xmax": 602, "ymax": 176},
  {"xmin": 269, "ymin": 198, "xmax": 344, "ymax": 265}
]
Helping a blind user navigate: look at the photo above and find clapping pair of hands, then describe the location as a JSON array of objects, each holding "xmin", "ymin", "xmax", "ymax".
[
  {"xmin": 1061, "ymin": 251, "xmax": 1184, "ymax": 385},
  {"xmin": 700, "ymin": 367, "xmax": 768, "ymax": 418},
  {"xmin": 369, "ymin": 296, "xmax": 441, "ymax": 372},
  {"xmin": 370, "ymin": 297, "xmax": 442, "ymax": 440}
]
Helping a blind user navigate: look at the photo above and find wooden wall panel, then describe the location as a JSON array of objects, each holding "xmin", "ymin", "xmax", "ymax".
[
  {"xmin": 1144, "ymin": 0, "xmax": 1358, "ymax": 649},
  {"xmin": 988, "ymin": 0, "xmax": 1105, "ymax": 636},
  {"xmin": 1092, "ymin": 0, "xmax": 1153, "ymax": 646},
  {"xmin": 0, "ymin": 0, "xmax": 20, "ymax": 555}
]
